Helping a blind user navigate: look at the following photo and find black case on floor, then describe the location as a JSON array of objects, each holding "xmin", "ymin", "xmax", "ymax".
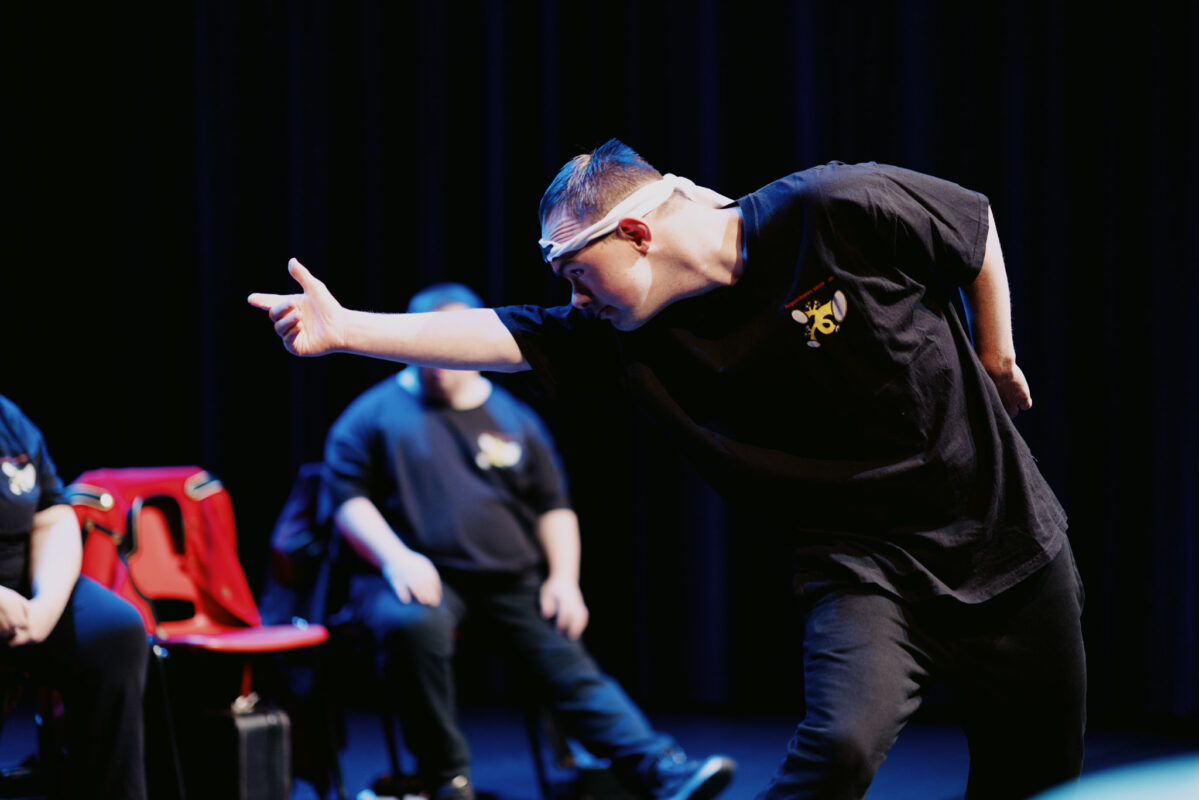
[{"xmin": 180, "ymin": 706, "xmax": 292, "ymax": 800}]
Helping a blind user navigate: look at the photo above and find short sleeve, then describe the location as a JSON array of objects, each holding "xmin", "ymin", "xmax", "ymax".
[
  {"xmin": 816, "ymin": 162, "xmax": 990, "ymax": 290},
  {"xmin": 32, "ymin": 436, "xmax": 66, "ymax": 512},
  {"xmin": 517, "ymin": 405, "xmax": 573, "ymax": 515},
  {"xmin": 494, "ymin": 304, "xmax": 624, "ymax": 402},
  {"xmin": 322, "ymin": 403, "xmax": 377, "ymax": 511}
]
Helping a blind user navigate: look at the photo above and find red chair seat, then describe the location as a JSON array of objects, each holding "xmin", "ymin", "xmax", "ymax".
[{"xmin": 162, "ymin": 625, "xmax": 329, "ymax": 653}]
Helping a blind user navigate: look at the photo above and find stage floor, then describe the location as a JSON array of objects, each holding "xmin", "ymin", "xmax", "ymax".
[
  {"xmin": 321, "ymin": 706, "xmax": 1199, "ymax": 800},
  {"xmin": 1, "ymin": 699, "xmax": 1194, "ymax": 799}
]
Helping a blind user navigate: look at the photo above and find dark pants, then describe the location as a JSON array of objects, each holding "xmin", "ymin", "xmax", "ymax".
[
  {"xmin": 760, "ymin": 544, "xmax": 1087, "ymax": 800},
  {"xmin": 345, "ymin": 570, "xmax": 674, "ymax": 786},
  {"xmin": 2, "ymin": 576, "xmax": 149, "ymax": 800}
]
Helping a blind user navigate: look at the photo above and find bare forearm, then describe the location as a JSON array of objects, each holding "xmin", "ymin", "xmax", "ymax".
[
  {"xmin": 536, "ymin": 508, "xmax": 581, "ymax": 584},
  {"xmin": 963, "ymin": 205, "xmax": 1033, "ymax": 416},
  {"xmin": 334, "ymin": 497, "xmax": 411, "ymax": 569},
  {"xmin": 963, "ymin": 206, "xmax": 1017, "ymax": 371},
  {"xmin": 250, "ymin": 260, "xmax": 532, "ymax": 368},
  {"xmin": 333, "ymin": 496, "xmax": 413, "ymax": 570},
  {"xmin": 28, "ymin": 505, "xmax": 82, "ymax": 630},
  {"xmin": 341, "ymin": 308, "xmax": 530, "ymax": 372},
  {"xmin": 335, "ymin": 496, "xmax": 444, "ymax": 605}
]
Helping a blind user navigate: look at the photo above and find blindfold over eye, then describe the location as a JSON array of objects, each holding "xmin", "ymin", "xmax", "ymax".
[{"xmin": 537, "ymin": 174, "xmax": 733, "ymax": 263}]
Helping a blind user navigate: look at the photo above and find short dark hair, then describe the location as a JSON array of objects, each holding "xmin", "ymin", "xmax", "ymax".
[
  {"xmin": 406, "ymin": 283, "xmax": 485, "ymax": 314},
  {"xmin": 538, "ymin": 139, "xmax": 662, "ymax": 229}
]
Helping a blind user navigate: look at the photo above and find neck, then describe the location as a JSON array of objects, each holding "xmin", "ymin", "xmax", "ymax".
[
  {"xmin": 446, "ymin": 375, "xmax": 492, "ymax": 410},
  {"xmin": 399, "ymin": 368, "xmax": 492, "ymax": 410},
  {"xmin": 661, "ymin": 205, "xmax": 745, "ymax": 298}
]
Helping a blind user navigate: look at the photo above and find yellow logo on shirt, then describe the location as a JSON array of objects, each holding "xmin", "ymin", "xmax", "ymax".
[
  {"xmin": 475, "ymin": 433, "xmax": 522, "ymax": 470},
  {"xmin": 786, "ymin": 276, "xmax": 848, "ymax": 349},
  {"xmin": 791, "ymin": 289, "xmax": 848, "ymax": 348},
  {"xmin": 2, "ymin": 461, "xmax": 37, "ymax": 496}
]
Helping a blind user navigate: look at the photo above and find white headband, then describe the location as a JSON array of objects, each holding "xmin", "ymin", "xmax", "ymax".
[{"xmin": 538, "ymin": 174, "xmax": 733, "ymax": 263}]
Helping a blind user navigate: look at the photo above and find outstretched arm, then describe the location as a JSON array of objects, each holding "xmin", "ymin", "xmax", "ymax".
[
  {"xmin": 248, "ymin": 258, "xmax": 530, "ymax": 372},
  {"xmin": 963, "ymin": 206, "xmax": 1033, "ymax": 418}
]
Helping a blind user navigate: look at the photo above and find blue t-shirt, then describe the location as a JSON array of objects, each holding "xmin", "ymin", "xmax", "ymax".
[
  {"xmin": 324, "ymin": 376, "xmax": 572, "ymax": 575},
  {"xmin": 496, "ymin": 162, "xmax": 1067, "ymax": 603},
  {"xmin": 0, "ymin": 395, "xmax": 68, "ymax": 593}
]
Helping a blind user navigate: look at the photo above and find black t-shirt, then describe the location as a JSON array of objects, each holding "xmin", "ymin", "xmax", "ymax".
[
  {"xmin": 0, "ymin": 395, "xmax": 67, "ymax": 593},
  {"xmin": 496, "ymin": 162, "xmax": 1067, "ymax": 603},
  {"xmin": 323, "ymin": 375, "xmax": 573, "ymax": 575}
]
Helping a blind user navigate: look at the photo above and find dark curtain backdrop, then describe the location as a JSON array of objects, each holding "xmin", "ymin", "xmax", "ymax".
[{"xmin": 6, "ymin": 1, "xmax": 1197, "ymax": 725}]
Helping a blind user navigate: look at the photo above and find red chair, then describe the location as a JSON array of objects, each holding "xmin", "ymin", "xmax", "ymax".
[{"xmin": 66, "ymin": 466, "xmax": 343, "ymax": 800}]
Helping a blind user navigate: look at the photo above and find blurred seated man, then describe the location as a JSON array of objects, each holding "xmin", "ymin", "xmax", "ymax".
[
  {"xmin": 323, "ymin": 283, "xmax": 735, "ymax": 800},
  {"xmin": 0, "ymin": 394, "xmax": 148, "ymax": 800}
]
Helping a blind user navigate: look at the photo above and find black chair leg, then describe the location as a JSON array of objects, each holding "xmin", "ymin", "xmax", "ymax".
[
  {"xmin": 149, "ymin": 645, "xmax": 188, "ymax": 800},
  {"xmin": 523, "ymin": 706, "xmax": 555, "ymax": 800},
  {"xmin": 379, "ymin": 707, "xmax": 405, "ymax": 784}
]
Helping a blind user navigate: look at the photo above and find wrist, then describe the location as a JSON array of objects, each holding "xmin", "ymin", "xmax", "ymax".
[
  {"xmin": 25, "ymin": 598, "xmax": 57, "ymax": 640},
  {"xmin": 544, "ymin": 573, "xmax": 580, "ymax": 591},
  {"xmin": 333, "ymin": 308, "xmax": 361, "ymax": 354},
  {"xmin": 980, "ymin": 348, "xmax": 1016, "ymax": 374}
]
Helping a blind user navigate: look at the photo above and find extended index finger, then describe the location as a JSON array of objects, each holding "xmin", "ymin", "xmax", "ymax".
[{"xmin": 247, "ymin": 292, "xmax": 286, "ymax": 311}]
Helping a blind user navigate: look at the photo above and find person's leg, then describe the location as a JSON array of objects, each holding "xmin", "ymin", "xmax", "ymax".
[
  {"xmin": 479, "ymin": 575, "xmax": 733, "ymax": 799},
  {"xmin": 28, "ymin": 576, "xmax": 149, "ymax": 800},
  {"xmin": 479, "ymin": 576, "xmax": 671, "ymax": 763},
  {"xmin": 758, "ymin": 588, "xmax": 931, "ymax": 800},
  {"xmin": 951, "ymin": 545, "xmax": 1087, "ymax": 800},
  {"xmin": 346, "ymin": 573, "xmax": 471, "ymax": 787}
]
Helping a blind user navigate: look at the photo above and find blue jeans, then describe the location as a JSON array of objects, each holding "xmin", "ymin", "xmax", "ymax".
[
  {"xmin": 344, "ymin": 569, "xmax": 675, "ymax": 786},
  {"xmin": 759, "ymin": 544, "xmax": 1087, "ymax": 800}
]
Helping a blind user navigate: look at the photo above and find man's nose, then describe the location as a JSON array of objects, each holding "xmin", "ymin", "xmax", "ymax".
[{"xmin": 570, "ymin": 287, "xmax": 591, "ymax": 309}]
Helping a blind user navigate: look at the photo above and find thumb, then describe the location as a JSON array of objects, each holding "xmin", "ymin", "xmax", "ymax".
[
  {"xmin": 539, "ymin": 586, "xmax": 556, "ymax": 619},
  {"xmin": 288, "ymin": 257, "xmax": 322, "ymax": 293},
  {"xmin": 391, "ymin": 580, "xmax": 412, "ymax": 605}
]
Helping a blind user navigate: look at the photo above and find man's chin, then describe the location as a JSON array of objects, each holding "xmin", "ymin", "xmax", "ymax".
[
  {"xmin": 608, "ymin": 313, "xmax": 647, "ymax": 332},
  {"xmin": 593, "ymin": 305, "xmax": 651, "ymax": 331}
]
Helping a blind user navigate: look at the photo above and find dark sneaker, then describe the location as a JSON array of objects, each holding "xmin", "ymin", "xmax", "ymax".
[
  {"xmin": 431, "ymin": 775, "xmax": 475, "ymax": 800},
  {"xmin": 643, "ymin": 751, "xmax": 736, "ymax": 800}
]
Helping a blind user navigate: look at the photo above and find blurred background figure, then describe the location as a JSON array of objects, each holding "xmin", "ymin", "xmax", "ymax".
[{"xmin": 321, "ymin": 284, "xmax": 734, "ymax": 800}]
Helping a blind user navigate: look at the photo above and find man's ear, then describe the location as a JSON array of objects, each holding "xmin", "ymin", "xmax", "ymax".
[{"xmin": 616, "ymin": 218, "xmax": 652, "ymax": 253}]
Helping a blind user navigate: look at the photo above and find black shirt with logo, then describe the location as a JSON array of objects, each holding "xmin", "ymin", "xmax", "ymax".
[
  {"xmin": 497, "ymin": 162, "xmax": 1067, "ymax": 603},
  {"xmin": 324, "ymin": 376, "xmax": 573, "ymax": 575},
  {"xmin": 0, "ymin": 395, "xmax": 67, "ymax": 594}
]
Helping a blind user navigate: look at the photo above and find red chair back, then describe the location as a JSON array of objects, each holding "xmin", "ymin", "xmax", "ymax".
[{"xmin": 67, "ymin": 466, "xmax": 262, "ymax": 637}]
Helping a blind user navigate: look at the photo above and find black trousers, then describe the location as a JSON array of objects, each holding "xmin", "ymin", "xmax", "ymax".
[
  {"xmin": 2, "ymin": 576, "xmax": 149, "ymax": 800},
  {"xmin": 759, "ymin": 543, "xmax": 1087, "ymax": 800}
]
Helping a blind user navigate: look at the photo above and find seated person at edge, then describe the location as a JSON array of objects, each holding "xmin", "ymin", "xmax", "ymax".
[
  {"xmin": 0, "ymin": 394, "xmax": 149, "ymax": 800},
  {"xmin": 251, "ymin": 139, "xmax": 1086, "ymax": 800},
  {"xmin": 321, "ymin": 282, "xmax": 736, "ymax": 800}
]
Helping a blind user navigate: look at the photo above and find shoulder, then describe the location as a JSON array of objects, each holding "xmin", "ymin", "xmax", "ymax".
[
  {"xmin": 0, "ymin": 395, "xmax": 39, "ymax": 445},
  {"xmin": 484, "ymin": 384, "xmax": 556, "ymax": 438},
  {"xmin": 747, "ymin": 161, "xmax": 976, "ymax": 206},
  {"xmin": 0, "ymin": 394, "xmax": 23, "ymax": 425},
  {"xmin": 737, "ymin": 162, "xmax": 863, "ymax": 234},
  {"xmin": 332, "ymin": 376, "xmax": 415, "ymax": 433},
  {"xmin": 494, "ymin": 303, "xmax": 605, "ymax": 338},
  {"xmin": 483, "ymin": 383, "xmax": 538, "ymax": 423}
]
